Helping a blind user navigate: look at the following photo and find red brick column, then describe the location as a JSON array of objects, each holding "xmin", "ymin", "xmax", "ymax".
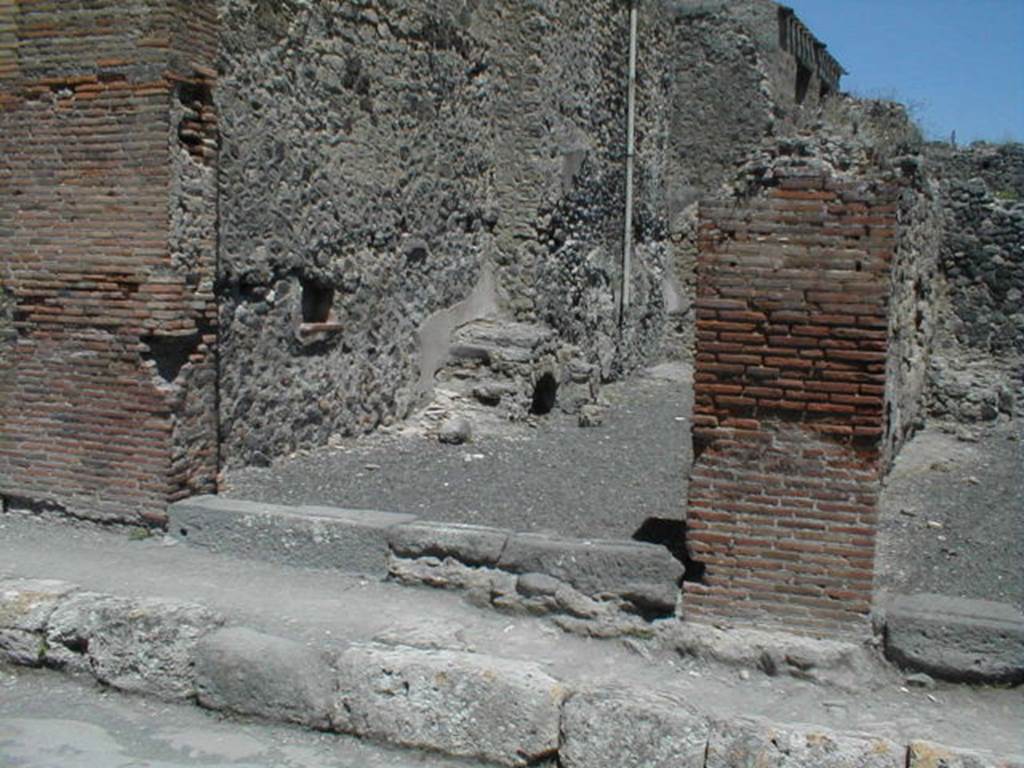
[
  {"xmin": 0, "ymin": 1, "xmax": 218, "ymax": 524},
  {"xmin": 683, "ymin": 170, "xmax": 898, "ymax": 635}
]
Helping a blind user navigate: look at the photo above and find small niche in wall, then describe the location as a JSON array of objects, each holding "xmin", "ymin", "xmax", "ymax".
[
  {"xmin": 529, "ymin": 372, "xmax": 558, "ymax": 416},
  {"xmin": 298, "ymin": 278, "xmax": 342, "ymax": 339}
]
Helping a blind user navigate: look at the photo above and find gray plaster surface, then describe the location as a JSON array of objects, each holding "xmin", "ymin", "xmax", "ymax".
[
  {"xmin": 877, "ymin": 418, "xmax": 1024, "ymax": 609},
  {"xmin": 0, "ymin": 664, "xmax": 487, "ymax": 768},
  {"xmin": 0, "ymin": 514, "xmax": 1021, "ymax": 757},
  {"xmin": 223, "ymin": 363, "xmax": 694, "ymax": 542}
]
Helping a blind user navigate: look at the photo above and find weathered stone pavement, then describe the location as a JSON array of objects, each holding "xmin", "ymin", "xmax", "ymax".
[
  {"xmin": 1, "ymin": 513, "xmax": 1022, "ymax": 767},
  {"xmin": 0, "ymin": 663, "xmax": 487, "ymax": 767}
]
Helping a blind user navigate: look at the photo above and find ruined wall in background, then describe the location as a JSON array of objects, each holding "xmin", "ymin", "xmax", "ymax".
[
  {"xmin": 0, "ymin": 0, "xmax": 219, "ymax": 523},
  {"xmin": 216, "ymin": 0, "xmax": 676, "ymax": 466},
  {"xmin": 924, "ymin": 142, "xmax": 1023, "ymax": 425},
  {"xmin": 654, "ymin": 0, "xmax": 844, "ymax": 359}
]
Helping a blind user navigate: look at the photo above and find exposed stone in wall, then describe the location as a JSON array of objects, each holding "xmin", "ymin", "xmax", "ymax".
[
  {"xmin": 884, "ymin": 161, "xmax": 940, "ymax": 463},
  {"xmin": 165, "ymin": 69, "xmax": 220, "ymax": 503},
  {"xmin": 433, "ymin": 319, "xmax": 599, "ymax": 424},
  {"xmin": 933, "ymin": 147, "xmax": 1024, "ymax": 355},
  {"xmin": 0, "ymin": 0, "xmax": 219, "ymax": 524},
  {"xmin": 923, "ymin": 142, "xmax": 1023, "ymax": 424},
  {"xmin": 215, "ymin": 0, "xmax": 675, "ymax": 466},
  {"xmin": 0, "ymin": 286, "xmax": 13, "ymax": 402}
]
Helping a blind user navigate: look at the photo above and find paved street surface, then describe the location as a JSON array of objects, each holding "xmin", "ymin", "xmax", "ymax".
[
  {"xmin": 1, "ymin": 515, "xmax": 1022, "ymax": 758},
  {"xmin": 0, "ymin": 664, "xmax": 486, "ymax": 768}
]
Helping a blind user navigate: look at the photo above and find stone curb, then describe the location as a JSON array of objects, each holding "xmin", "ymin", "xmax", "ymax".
[
  {"xmin": 168, "ymin": 497, "xmax": 684, "ymax": 621},
  {"xmin": 883, "ymin": 592, "xmax": 1024, "ymax": 684},
  {"xmin": 3, "ymin": 577, "xmax": 1022, "ymax": 768},
  {"xmin": 169, "ymin": 495, "xmax": 417, "ymax": 577}
]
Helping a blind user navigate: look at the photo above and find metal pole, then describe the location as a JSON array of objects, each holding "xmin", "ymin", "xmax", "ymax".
[{"xmin": 620, "ymin": 0, "xmax": 638, "ymax": 325}]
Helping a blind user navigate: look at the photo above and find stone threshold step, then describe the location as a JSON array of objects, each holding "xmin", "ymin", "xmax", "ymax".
[{"xmin": 169, "ymin": 495, "xmax": 684, "ymax": 622}]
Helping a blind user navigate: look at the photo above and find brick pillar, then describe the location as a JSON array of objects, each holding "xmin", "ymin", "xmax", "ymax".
[
  {"xmin": 683, "ymin": 169, "xmax": 898, "ymax": 636},
  {"xmin": 0, "ymin": 1, "xmax": 219, "ymax": 524}
]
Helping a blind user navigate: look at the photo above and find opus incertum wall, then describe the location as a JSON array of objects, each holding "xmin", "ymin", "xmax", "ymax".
[
  {"xmin": 684, "ymin": 166, "xmax": 903, "ymax": 635},
  {"xmin": 0, "ymin": 0, "xmax": 219, "ymax": 524},
  {"xmin": 1, "ymin": 0, "xmax": 853, "ymax": 530}
]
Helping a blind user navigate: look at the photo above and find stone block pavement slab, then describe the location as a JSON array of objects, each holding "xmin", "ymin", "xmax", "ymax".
[
  {"xmin": 1, "ymin": 514, "xmax": 1022, "ymax": 766},
  {"xmin": 884, "ymin": 593, "xmax": 1024, "ymax": 684}
]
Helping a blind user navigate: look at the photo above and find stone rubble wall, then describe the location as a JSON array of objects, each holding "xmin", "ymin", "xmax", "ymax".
[
  {"xmin": 923, "ymin": 142, "xmax": 1024, "ymax": 424},
  {"xmin": 2, "ymin": 577, "xmax": 1020, "ymax": 768},
  {"xmin": 214, "ymin": 0, "xmax": 674, "ymax": 467},
  {"xmin": 214, "ymin": 0, "xmax": 852, "ymax": 467}
]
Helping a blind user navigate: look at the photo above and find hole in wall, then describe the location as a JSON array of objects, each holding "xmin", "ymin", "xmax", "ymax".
[
  {"xmin": 141, "ymin": 333, "xmax": 200, "ymax": 385},
  {"xmin": 795, "ymin": 62, "xmax": 812, "ymax": 104},
  {"xmin": 632, "ymin": 517, "xmax": 707, "ymax": 584},
  {"xmin": 176, "ymin": 80, "xmax": 212, "ymax": 108},
  {"xmin": 529, "ymin": 372, "xmax": 558, "ymax": 415},
  {"xmin": 63, "ymin": 636, "xmax": 89, "ymax": 655},
  {"xmin": 301, "ymin": 279, "xmax": 335, "ymax": 324}
]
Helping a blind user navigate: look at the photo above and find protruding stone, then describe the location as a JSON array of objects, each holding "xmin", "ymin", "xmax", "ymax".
[
  {"xmin": 577, "ymin": 404, "xmax": 606, "ymax": 427},
  {"xmin": 45, "ymin": 592, "xmax": 223, "ymax": 700},
  {"xmin": 334, "ymin": 644, "xmax": 567, "ymax": 767},
  {"xmin": 884, "ymin": 593, "xmax": 1024, "ymax": 684},
  {"xmin": 560, "ymin": 688, "xmax": 709, "ymax": 768},
  {"xmin": 438, "ymin": 416, "xmax": 472, "ymax": 445},
  {"xmin": 0, "ymin": 579, "xmax": 78, "ymax": 666},
  {"xmin": 387, "ymin": 521, "xmax": 508, "ymax": 566},
  {"xmin": 498, "ymin": 533, "xmax": 683, "ymax": 600},
  {"xmin": 706, "ymin": 719, "xmax": 904, "ymax": 767},
  {"xmin": 195, "ymin": 627, "xmax": 334, "ymax": 729},
  {"xmin": 908, "ymin": 740, "xmax": 1024, "ymax": 768}
]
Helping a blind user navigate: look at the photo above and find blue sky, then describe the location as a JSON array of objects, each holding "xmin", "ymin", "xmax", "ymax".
[{"xmin": 785, "ymin": 0, "xmax": 1024, "ymax": 144}]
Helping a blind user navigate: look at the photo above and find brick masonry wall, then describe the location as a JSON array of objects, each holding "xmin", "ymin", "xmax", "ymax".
[
  {"xmin": 685, "ymin": 169, "xmax": 900, "ymax": 635},
  {"xmin": 0, "ymin": 0, "xmax": 218, "ymax": 524}
]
